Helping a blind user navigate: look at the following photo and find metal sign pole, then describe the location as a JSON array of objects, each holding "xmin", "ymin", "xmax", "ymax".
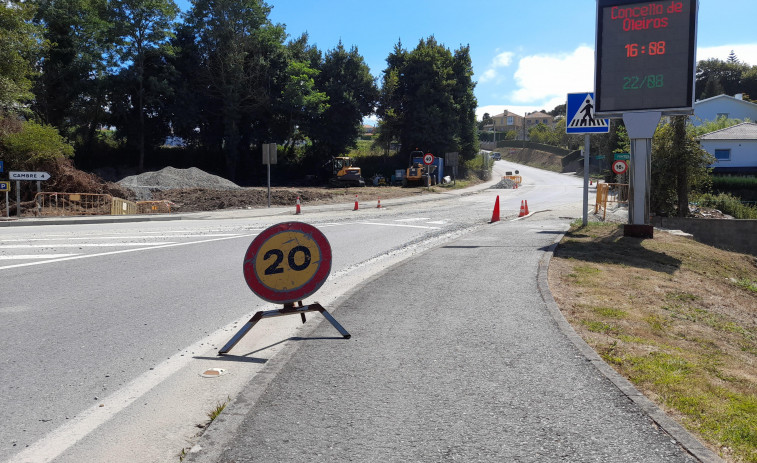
[
  {"xmin": 583, "ymin": 134, "xmax": 590, "ymax": 226},
  {"xmin": 16, "ymin": 181, "xmax": 20, "ymax": 217},
  {"xmin": 265, "ymin": 144, "xmax": 271, "ymax": 209},
  {"xmin": 5, "ymin": 191, "xmax": 8, "ymax": 218}
]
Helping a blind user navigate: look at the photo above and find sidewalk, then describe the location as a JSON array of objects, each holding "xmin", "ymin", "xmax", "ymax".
[{"xmin": 185, "ymin": 215, "xmax": 719, "ymax": 462}]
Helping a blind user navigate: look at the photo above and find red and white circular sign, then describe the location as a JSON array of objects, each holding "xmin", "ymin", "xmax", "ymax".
[
  {"xmin": 242, "ymin": 222, "xmax": 332, "ymax": 304},
  {"xmin": 612, "ymin": 160, "xmax": 628, "ymax": 175},
  {"xmin": 423, "ymin": 153, "xmax": 434, "ymax": 165}
]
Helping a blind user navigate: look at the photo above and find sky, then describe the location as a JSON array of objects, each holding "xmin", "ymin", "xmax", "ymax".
[{"xmin": 176, "ymin": 0, "xmax": 757, "ymax": 123}]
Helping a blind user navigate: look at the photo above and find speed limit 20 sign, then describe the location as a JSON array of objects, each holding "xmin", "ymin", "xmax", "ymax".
[
  {"xmin": 243, "ymin": 222, "xmax": 332, "ymax": 304},
  {"xmin": 612, "ymin": 160, "xmax": 628, "ymax": 175}
]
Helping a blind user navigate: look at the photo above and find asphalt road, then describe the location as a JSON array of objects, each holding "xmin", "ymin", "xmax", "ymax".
[
  {"xmin": 188, "ymin": 213, "xmax": 699, "ymax": 463},
  {"xmin": 2, "ymin": 161, "xmax": 713, "ymax": 462}
]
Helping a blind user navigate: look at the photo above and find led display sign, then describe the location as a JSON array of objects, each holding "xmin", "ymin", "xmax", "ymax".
[{"xmin": 595, "ymin": 0, "xmax": 698, "ymax": 115}]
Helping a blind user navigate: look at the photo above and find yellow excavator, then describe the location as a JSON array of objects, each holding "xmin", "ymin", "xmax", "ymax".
[{"xmin": 329, "ymin": 156, "xmax": 366, "ymax": 187}]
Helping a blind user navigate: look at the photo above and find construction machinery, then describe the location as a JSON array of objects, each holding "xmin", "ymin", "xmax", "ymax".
[
  {"xmin": 403, "ymin": 150, "xmax": 438, "ymax": 187},
  {"xmin": 329, "ymin": 156, "xmax": 365, "ymax": 187}
]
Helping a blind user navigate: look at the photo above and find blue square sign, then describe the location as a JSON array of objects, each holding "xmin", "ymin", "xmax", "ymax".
[
  {"xmin": 566, "ymin": 93, "xmax": 610, "ymax": 134},
  {"xmin": 0, "ymin": 160, "xmax": 4, "ymax": 173}
]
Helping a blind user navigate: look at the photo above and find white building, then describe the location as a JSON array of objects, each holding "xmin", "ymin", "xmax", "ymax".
[
  {"xmin": 692, "ymin": 94, "xmax": 757, "ymax": 126},
  {"xmin": 699, "ymin": 122, "xmax": 757, "ymax": 174}
]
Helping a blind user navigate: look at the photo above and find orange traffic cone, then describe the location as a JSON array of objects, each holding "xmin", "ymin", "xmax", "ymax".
[
  {"xmin": 295, "ymin": 196, "xmax": 301, "ymax": 215},
  {"xmin": 353, "ymin": 194, "xmax": 359, "ymax": 211},
  {"xmin": 518, "ymin": 200, "xmax": 526, "ymax": 217},
  {"xmin": 590, "ymin": 179, "xmax": 593, "ymax": 186},
  {"xmin": 524, "ymin": 200, "xmax": 529, "ymax": 215},
  {"xmin": 490, "ymin": 196, "xmax": 500, "ymax": 223},
  {"xmin": 377, "ymin": 197, "xmax": 382, "ymax": 208}
]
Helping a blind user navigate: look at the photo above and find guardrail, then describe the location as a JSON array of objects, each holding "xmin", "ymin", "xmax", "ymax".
[
  {"xmin": 32, "ymin": 192, "xmax": 160, "ymax": 217},
  {"xmin": 594, "ymin": 183, "xmax": 629, "ymax": 220}
]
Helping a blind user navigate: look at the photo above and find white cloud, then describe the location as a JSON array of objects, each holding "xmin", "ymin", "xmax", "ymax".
[
  {"xmin": 479, "ymin": 69, "xmax": 498, "ymax": 83},
  {"xmin": 511, "ymin": 46, "xmax": 595, "ymax": 104},
  {"xmin": 478, "ymin": 50, "xmax": 516, "ymax": 83},
  {"xmin": 697, "ymin": 44, "xmax": 757, "ymax": 65},
  {"xmin": 492, "ymin": 51, "xmax": 514, "ymax": 67}
]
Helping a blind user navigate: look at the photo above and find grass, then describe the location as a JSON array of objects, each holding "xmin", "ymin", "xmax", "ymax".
[{"xmin": 549, "ymin": 222, "xmax": 757, "ymax": 463}]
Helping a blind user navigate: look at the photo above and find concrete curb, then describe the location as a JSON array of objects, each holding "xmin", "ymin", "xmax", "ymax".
[{"xmin": 536, "ymin": 237, "xmax": 724, "ymax": 463}]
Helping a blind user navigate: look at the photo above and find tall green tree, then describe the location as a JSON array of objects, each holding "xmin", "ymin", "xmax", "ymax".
[
  {"xmin": 178, "ymin": 0, "xmax": 286, "ymax": 180},
  {"xmin": 651, "ymin": 116, "xmax": 714, "ymax": 216},
  {"xmin": 377, "ymin": 37, "xmax": 477, "ymax": 159},
  {"xmin": 695, "ymin": 58, "xmax": 749, "ymax": 99},
  {"xmin": 111, "ymin": 0, "xmax": 179, "ymax": 171},
  {"xmin": 307, "ymin": 42, "xmax": 377, "ymax": 161},
  {"xmin": 33, "ymin": 0, "xmax": 115, "ymax": 165},
  {"xmin": 0, "ymin": 0, "xmax": 45, "ymax": 112}
]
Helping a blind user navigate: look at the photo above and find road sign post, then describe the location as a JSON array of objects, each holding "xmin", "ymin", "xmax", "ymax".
[
  {"xmin": 0, "ymin": 181, "xmax": 9, "ymax": 218},
  {"xmin": 8, "ymin": 171, "xmax": 50, "ymax": 217},
  {"xmin": 219, "ymin": 222, "xmax": 350, "ymax": 355},
  {"xmin": 567, "ymin": 92, "xmax": 610, "ymax": 226}
]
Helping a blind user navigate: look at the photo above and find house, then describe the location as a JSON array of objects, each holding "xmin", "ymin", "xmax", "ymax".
[
  {"xmin": 484, "ymin": 110, "xmax": 525, "ymax": 138},
  {"xmin": 698, "ymin": 122, "xmax": 757, "ymax": 174},
  {"xmin": 692, "ymin": 94, "xmax": 757, "ymax": 126},
  {"xmin": 525, "ymin": 111, "xmax": 555, "ymax": 129}
]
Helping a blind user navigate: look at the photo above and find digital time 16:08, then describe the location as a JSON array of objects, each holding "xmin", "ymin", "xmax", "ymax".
[{"xmin": 625, "ymin": 41, "xmax": 666, "ymax": 57}]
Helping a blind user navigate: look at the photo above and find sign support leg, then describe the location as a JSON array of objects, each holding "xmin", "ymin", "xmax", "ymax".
[
  {"xmin": 583, "ymin": 134, "xmax": 590, "ymax": 226},
  {"xmin": 623, "ymin": 111, "xmax": 661, "ymax": 238},
  {"xmin": 218, "ymin": 302, "xmax": 350, "ymax": 355},
  {"xmin": 16, "ymin": 181, "xmax": 20, "ymax": 217}
]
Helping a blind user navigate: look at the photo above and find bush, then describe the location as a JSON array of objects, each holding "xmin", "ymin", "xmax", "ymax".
[
  {"xmin": 462, "ymin": 153, "xmax": 492, "ymax": 181},
  {"xmin": 692, "ymin": 192, "xmax": 757, "ymax": 219},
  {"xmin": 0, "ymin": 119, "xmax": 74, "ymax": 169}
]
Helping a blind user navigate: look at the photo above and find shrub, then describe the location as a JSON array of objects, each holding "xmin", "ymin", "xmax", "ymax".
[
  {"xmin": 692, "ymin": 192, "xmax": 757, "ymax": 219},
  {"xmin": 1, "ymin": 119, "xmax": 74, "ymax": 169}
]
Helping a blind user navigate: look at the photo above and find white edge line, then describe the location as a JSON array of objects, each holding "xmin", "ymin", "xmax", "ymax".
[{"xmin": 0, "ymin": 235, "xmax": 252, "ymax": 271}]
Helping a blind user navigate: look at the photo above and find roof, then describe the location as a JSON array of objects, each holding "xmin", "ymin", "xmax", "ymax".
[
  {"xmin": 699, "ymin": 122, "xmax": 757, "ymax": 140},
  {"xmin": 695, "ymin": 94, "xmax": 757, "ymax": 109},
  {"xmin": 526, "ymin": 111, "xmax": 553, "ymax": 119},
  {"xmin": 493, "ymin": 110, "xmax": 523, "ymax": 118}
]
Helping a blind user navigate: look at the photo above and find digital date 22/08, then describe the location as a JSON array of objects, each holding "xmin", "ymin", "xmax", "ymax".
[{"xmin": 623, "ymin": 74, "xmax": 664, "ymax": 90}]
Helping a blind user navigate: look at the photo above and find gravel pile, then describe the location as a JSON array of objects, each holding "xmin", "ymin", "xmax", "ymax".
[
  {"xmin": 118, "ymin": 167, "xmax": 241, "ymax": 200},
  {"xmin": 489, "ymin": 178, "xmax": 517, "ymax": 189}
]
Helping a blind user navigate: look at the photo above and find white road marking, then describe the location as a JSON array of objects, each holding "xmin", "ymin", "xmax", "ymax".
[
  {"xmin": 0, "ymin": 233, "xmax": 240, "ymax": 242},
  {"xmin": 357, "ymin": 222, "xmax": 440, "ymax": 230},
  {"xmin": 0, "ymin": 234, "xmax": 254, "ymax": 271},
  {"xmin": 394, "ymin": 217, "xmax": 431, "ymax": 222},
  {"xmin": 1, "ymin": 242, "xmax": 177, "ymax": 248},
  {"xmin": 0, "ymin": 254, "xmax": 78, "ymax": 260}
]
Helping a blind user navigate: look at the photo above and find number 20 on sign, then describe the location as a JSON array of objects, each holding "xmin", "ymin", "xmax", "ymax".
[{"xmin": 243, "ymin": 222, "xmax": 332, "ymax": 304}]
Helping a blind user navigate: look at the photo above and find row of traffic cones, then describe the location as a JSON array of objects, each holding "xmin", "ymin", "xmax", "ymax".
[
  {"xmin": 294, "ymin": 195, "xmax": 382, "ymax": 215},
  {"xmin": 489, "ymin": 196, "xmax": 529, "ymax": 223}
]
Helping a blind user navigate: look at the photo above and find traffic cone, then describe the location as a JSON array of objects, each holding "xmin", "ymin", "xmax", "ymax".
[
  {"xmin": 295, "ymin": 196, "xmax": 301, "ymax": 215},
  {"xmin": 524, "ymin": 200, "xmax": 530, "ymax": 215},
  {"xmin": 518, "ymin": 200, "xmax": 526, "ymax": 217},
  {"xmin": 490, "ymin": 195, "xmax": 500, "ymax": 223},
  {"xmin": 377, "ymin": 197, "xmax": 382, "ymax": 208},
  {"xmin": 590, "ymin": 179, "xmax": 593, "ymax": 186},
  {"xmin": 514, "ymin": 182, "xmax": 518, "ymax": 189},
  {"xmin": 353, "ymin": 194, "xmax": 359, "ymax": 211}
]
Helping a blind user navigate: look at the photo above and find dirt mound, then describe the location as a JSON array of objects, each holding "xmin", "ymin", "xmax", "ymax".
[
  {"xmin": 153, "ymin": 186, "xmax": 425, "ymax": 212},
  {"xmin": 119, "ymin": 167, "xmax": 241, "ymax": 200}
]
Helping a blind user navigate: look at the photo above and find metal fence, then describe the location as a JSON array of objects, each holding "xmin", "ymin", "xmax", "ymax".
[
  {"xmin": 31, "ymin": 192, "xmax": 162, "ymax": 217},
  {"xmin": 594, "ymin": 183, "xmax": 629, "ymax": 220}
]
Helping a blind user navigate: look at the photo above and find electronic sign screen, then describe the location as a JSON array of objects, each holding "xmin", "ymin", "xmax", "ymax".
[{"xmin": 595, "ymin": 0, "xmax": 698, "ymax": 115}]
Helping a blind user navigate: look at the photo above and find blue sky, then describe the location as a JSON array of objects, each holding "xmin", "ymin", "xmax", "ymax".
[{"xmin": 176, "ymin": 0, "xmax": 757, "ymax": 122}]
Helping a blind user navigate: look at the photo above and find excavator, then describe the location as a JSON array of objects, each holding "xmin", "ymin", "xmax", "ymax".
[{"xmin": 329, "ymin": 156, "xmax": 366, "ymax": 187}]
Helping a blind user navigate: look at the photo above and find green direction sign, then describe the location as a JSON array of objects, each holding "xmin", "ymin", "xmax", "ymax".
[
  {"xmin": 596, "ymin": 155, "xmax": 606, "ymax": 160},
  {"xmin": 614, "ymin": 153, "xmax": 630, "ymax": 161}
]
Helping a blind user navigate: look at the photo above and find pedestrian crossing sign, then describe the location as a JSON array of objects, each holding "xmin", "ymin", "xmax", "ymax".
[{"xmin": 566, "ymin": 93, "xmax": 610, "ymax": 134}]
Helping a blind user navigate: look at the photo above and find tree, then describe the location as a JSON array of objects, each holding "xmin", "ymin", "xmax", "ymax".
[
  {"xmin": 307, "ymin": 42, "xmax": 377, "ymax": 161},
  {"xmin": 376, "ymin": 37, "xmax": 477, "ymax": 159},
  {"xmin": 177, "ymin": 0, "xmax": 287, "ymax": 180},
  {"xmin": 695, "ymin": 58, "xmax": 748, "ymax": 99},
  {"xmin": 651, "ymin": 117, "xmax": 714, "ymax": 216},
  {"xmin": 0, "ymin": 1, "xmax": 45, "ymax": 112},
  {"xmin": 111, "ymin": 0, "xmax": 179, "ymax": 171},
  {"xmin": 32, "ymin": 0, "xmax": 114, "ymax": 152}
]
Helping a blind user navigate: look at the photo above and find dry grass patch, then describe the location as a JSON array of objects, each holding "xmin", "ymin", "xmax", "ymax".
[{"xmin": 548, "ymin": 222, "xmax": 757, "ymax": 463}]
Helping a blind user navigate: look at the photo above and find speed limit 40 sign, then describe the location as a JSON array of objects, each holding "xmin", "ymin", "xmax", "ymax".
[
  {"xmin": 423, "ymin": 153, "xmax": 434, "ymax": 165},
  {"xmin": 243, "ymin": 222, "xmax": 332, "ymax": 304}
]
